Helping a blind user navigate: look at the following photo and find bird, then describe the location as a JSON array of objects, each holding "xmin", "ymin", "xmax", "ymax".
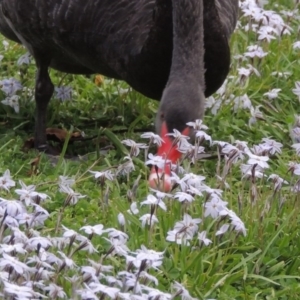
[{"xmin": 0, "ymin": 0, "xmax": 239, "ymax": 191}]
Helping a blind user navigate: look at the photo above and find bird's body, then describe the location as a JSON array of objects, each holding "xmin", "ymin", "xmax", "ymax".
[
  {"xmin": 0, "ymin": 0, "xmax": 238, "ymax": 99},
  {"xmin": 0, "ymin": 0, "xmax": 238, "ymax": 190}
]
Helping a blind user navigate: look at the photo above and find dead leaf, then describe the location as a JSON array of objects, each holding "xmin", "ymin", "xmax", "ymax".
[
  {"xmin": 46, "ymin": 128, "xmax": 83, "ymax": 142},
  {"xmin": 95, "ymin": 74, "xmax": 104, "ymax": 86},
  {"xmin": 28, "ymin": 154, "xmax": 41, "ymax": 176},
  {"xmin": 22, "ymin": 128, "xmax": 84, "ymax": 151},
  {"xmin": 22, "ymin": 137, "xmax": 34, "ymax": 152}
]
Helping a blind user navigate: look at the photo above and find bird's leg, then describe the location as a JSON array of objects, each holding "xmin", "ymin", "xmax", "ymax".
[{"xmin": 34, "ymin": 57, "xmax": 54, "ymax": 151}]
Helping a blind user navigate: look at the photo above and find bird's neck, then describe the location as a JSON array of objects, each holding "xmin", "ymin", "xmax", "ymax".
[{"xmin": 168, "ymin": 0, "xmax": 205, "ymax": 89}]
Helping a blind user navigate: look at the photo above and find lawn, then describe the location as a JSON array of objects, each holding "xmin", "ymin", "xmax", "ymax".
[{"xmin": 1, "ymin": 0, "xmax": 300, "ymax": 299}]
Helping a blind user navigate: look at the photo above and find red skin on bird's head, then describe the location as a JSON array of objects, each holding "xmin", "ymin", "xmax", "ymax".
[{"xmin": 148, "ymin": 121, "xmax": 189, "ymax": 192}]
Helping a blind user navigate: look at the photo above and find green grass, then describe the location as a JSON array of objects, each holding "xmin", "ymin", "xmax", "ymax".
[{"xmin": 1, "ymin": 1, "xmax": 300, "ymax": 299}]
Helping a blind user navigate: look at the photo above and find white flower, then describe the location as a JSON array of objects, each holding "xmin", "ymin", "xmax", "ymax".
[
  {"xmin": 209, "ymin": 98, "xmax": 222, "ymax": 115},
  {"xmin": 172, "ymin": 281, "xmax": 197, "ymax": 300},
  {"xmin": 61, "ymin": 224, "xmax": 78, "ymax": 239},
  {"xmin": 177, "ymin": 142, "xmax": 205, "ymax": 164},
  {"xmin": 141, "ymin": 194, "xmax": 167, "ymax": 211},
  {"xmin": 4, "ymin": 282, "xmax": 35, "ymax": 299},
  {"xmin": 200, "ymin": 186, "xmax": 223, "ymax": 197},
  {"xmin": 263, "ymin": 88, "xmax": 281, "ymax": 100},
  {"xmin": 182, "ymin": 173, "xmax": 206, "ymax": 189},
  {"xmin": 170, "ymin": 172, "xmax": 187, "ymax": 191},
  {"xmin": 118, "ymin": 213, "xmax": 126, "ymax": 226},
  {"xmin": 141, "ymin": 132, "xmax": 164, "ymax": 146},
  {"xmin": 0, "ymin": 270, "xmax": 8, "ymax": 282},
  {"xmin": 213, "ymin": 140, "xmax": 228, "ymax": 148},
  {"xmin": 2, "ymin": 40, "xmax": 9, "ymax": 50},
  {"xmin": 88, "ymin": 259, "xmax": 113, "ymax": 274},
  {"xmin": 292, "ymin": 179, "xmax": 300, "ymax": 193},
  {"xmin": 240, "ymin": 164, "xmax": 265, "ymax": 179},
  {"xmin": 89, "ymin": 282, "xmax": 120, "ymax": 299},
  {"xmin": 122, "ymin": 139, "xmax": 148, "ymax": 156},
  {"xmin": 216, "ymin": 175, "xmax": 230, "ymax": 189},
  {"xmin": 0, "ymin": 198, "xmax": 25, "ymax": 216},
  {"xmin": 17, "ymin": 52, "xmax": 31, "ymax": 65},
  {"xmin": 293, "ymin": 41, "xmax": 300, "ymax": 50},
  {"xmin": 105, "ymin": 235, "xmax": 130, "ymax": 256},
  {"xmin": 15, "ymin": 180, "xmax": 49, "ymax": 205},
  {"xmin": 77, "ymin": 284, "xmax": 99, "ymax": 300},
  {"xmin": 166, "ymin": 230, "xmax": 191, "ymax": 246},
  {"xmin": 271, "ymin": 71, "xmax": 291, "ymax": 78},
  {"xmin": 204, "ymin": 196, "xmax": 228, "ymax": 219},
  {"xmin": 3, "ymin": 215, "xmax": 18, "ymax": 228},
  {"xmin": 244, "ymin": 45, "xmax": 268, "ymax": 58},
  {"xmin": 139, "ymin": 271, "xmax": 159, "ymax": 286},
  {"xmin": 4, "ymin": 227, "xmax": 28, "ymax": 244},
  {"xmin": 77, "ymin": 237, "xmax": 98, "ymax": 254},
  {"xmin": 59, "ymin": 184, "xmax": 86, "ymax": 205},
  {"xmin": 89, "ymin": 170, "xmax": 114, "ymax": 182},
  {"xmin": 167, "ymin": 213, "xmax": 202, "ymax": 244},
  {"xmin": 80, "ymin": 224, "xmax": 106, "ymax": 236},
  {"xmin": 245, "ymin": 149, "xmax": 269, "ymax": 169},
  {"xmin": 174, "ymin": 192, "xmax": 194, "ymax": 203},
  {"xmin": 216, "ymin": 224, "xmax": 230, "ymax": 236},
  {"xmin": 0, "ymin": 243, "xmax": 27, "ymax": 255},
  {"xmin": 1, "ymin": 94, "xmax": 20, "ymax": 113},
  {"xmin": 90, "ymin": 170, "xmax": 114, "ymax": 181},
  {"xmin": 26, "ymin": 236, "xmax": 52, "ymax": 250},
  {"xmin": 44, "ymin": 283, "xmax": 66, "ymax": 298},
  {"xmin": 249, "ymin": 105, "xmax": 265, "ymax": 125},
  {"xmin": 291, "ymin": 127, "xmax": 300, "ymax": 143},
  {"xmin": 54, "ymin": 85, "xmax": 72, "ymax": 101},
  {"xmin": 128, "ymin": 202, "xmax": 139, "ymax": 215},
  {"xmin": 0, "ymin": 78, "xmax": 23, "ymax": 95},
  {"xmin": 230, "ymin": 214, "xmax": 247, "ymax": 236},
  {"xmin": 176, "ymin": 214, "xmax": 201, "ymax": 232},
  {"xmin": 143, "ymin": 286, "xmax": 172, "ymax": 300},
  {"xmin": 237, "ymin": 67, "xmax": 251, "ymax": 78},
  {"xmin": 233, "ymin": 94, "xmax": 253, "ymax": 112},
  {"xmin": 251, "ymin": 144, "xmax": 271, "ymax": 156},
  {"xmin": 139, "ymin": 213, "xmax": 159, "ymax": 228},
  {"xmin": 150, "ymin": 188, "xmax": 173, "ymax": 200},
  {"xmin": 288, "ymin": 162, "xmax": 300, "ymax": 175},
  {"xmin": 292, "ymin": 143, "xmax": 300, "ymax": 155},
  {"xmin": 106, "ymin": 228, "xmax": 129, "ymax": 240},
  {"xmin": 195, "ymin": 130, "xmax": 212, "ymax": 145},
  {"xmin": 247, "ymin": 64, "xmax": 260, "ymax": 76},
  {"xmin": 135, "ymin": 245, "xmax": 164, "ymax": 269},
  {"xmin": 198, "ymin": 231, "xmax": 212, "ymax": 246},
  {"xmin": 268, "ymin": 174, "xmax": 288, "ymax": 192},
  {"xmin": 58, "ymin": 175, "xmax": 75, "ymax": 187},
  {"xmin": 117, "ymin": 155, "xmax": 135, "ymax": 175},
  {"xmin": 187, "ymin": 186, "xmax": 203, "ymax": 197},
  {"xmin": 260, "ymin": 138, "xmax": 283, "ymax": 155},
  {"xmin": 258, "ymin": 26, "xmax": 276, "ymax": 42},
  {"xmin": 235, "ymin": 143, "xmax": 249, "ymax": 154},
  {"xmin": 145, "ymin": 153, "xmax": 168, "ymax": 169},
  {"xmin": 0, "ymin": 253, "xmax": 30, "ymax": 274},
  {"xmin": 166, "ymin": 128, "xmax": 190, "ymax": 148},
  {"xmin": 292, "ymin": 81, "xmax": 300, "ymax": 100},
  {"xmin": 58, "ymin": 251, "xmax": 77, "ymax": 269},
  {"xmin": 0, "ymin": 169, "xmax": 15, "ymax": 191},
  {"xmin": 186, "ymin": 119, "xmax": 208, "ymax": 131}
]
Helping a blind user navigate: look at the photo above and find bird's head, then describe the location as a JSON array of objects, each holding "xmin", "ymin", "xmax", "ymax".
[{"xmin": 149, "ymin": 79, "xmax": 205, "ymax": 192}]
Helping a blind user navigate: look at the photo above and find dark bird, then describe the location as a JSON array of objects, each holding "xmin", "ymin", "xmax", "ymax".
[{"xmin": 0, "ymin": 0, "xmax": 238, "ymax": 190}]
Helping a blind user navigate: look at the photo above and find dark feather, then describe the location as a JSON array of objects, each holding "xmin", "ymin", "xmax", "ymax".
[{"xmin": 0, "ymin": 0, "xmax": 239, "ymax": 148}]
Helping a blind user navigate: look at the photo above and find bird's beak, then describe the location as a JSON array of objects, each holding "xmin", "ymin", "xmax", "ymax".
[{"xmin": 148, "ymin": 121, "xmax": 189, "ymax": 192}]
